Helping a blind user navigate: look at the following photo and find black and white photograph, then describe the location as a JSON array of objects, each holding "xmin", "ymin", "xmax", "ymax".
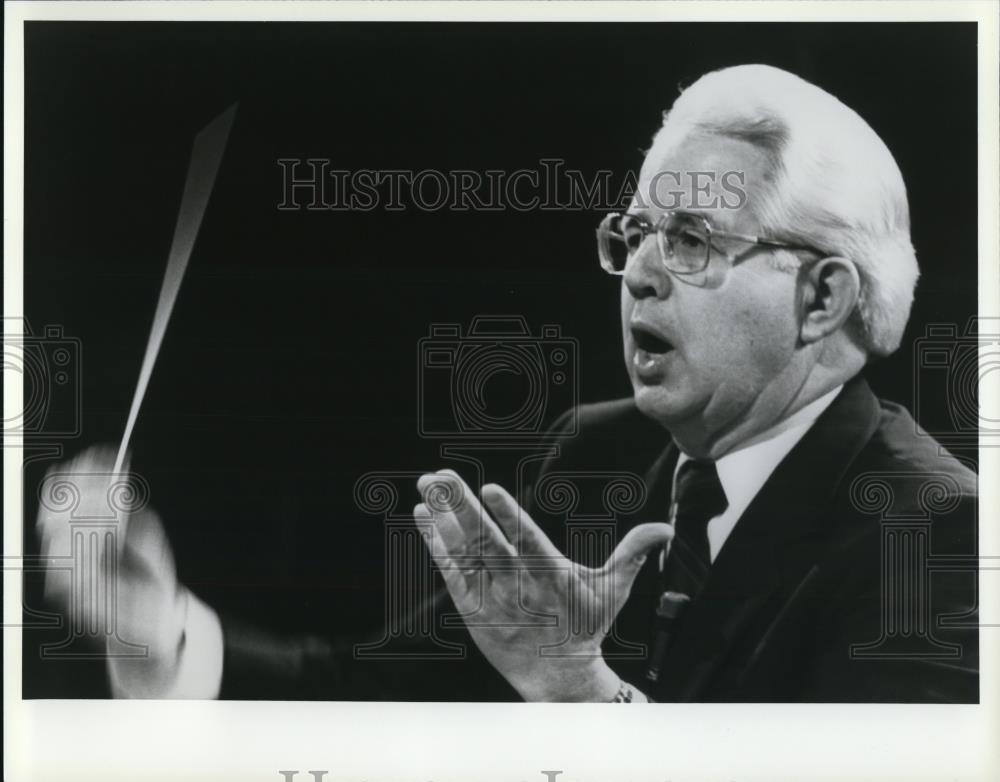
[{"xmin": 5, "ymin": 2, "xmax": 999, "ymax": 781}]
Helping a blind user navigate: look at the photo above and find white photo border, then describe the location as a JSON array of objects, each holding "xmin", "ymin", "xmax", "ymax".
[{"xmin": 5, "ymin": 3, "xmax": 999, "ymax": 782}]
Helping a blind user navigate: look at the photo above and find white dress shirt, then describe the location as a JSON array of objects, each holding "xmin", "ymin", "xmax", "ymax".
[
  {"xmin": 112, "ymin": 385, "xmax": 844, "ymax": 699},
  {"xmin": 673, "ymin": 384, "xmax": 844, "ymax": 563},
  {"xmin": 618, "ymin": 385, "xmax": 845, "ymax": 702}
]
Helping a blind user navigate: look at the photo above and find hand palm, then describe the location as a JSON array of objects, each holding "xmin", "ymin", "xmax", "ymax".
[{"xmin": 416, "ymin": 470, "xmax": 672, "ymax": 701}]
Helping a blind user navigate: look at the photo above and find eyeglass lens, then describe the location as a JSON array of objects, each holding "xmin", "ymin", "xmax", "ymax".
[{"xmin": 600, "ymin": 213, "xmax": 711, "ymax": 274}]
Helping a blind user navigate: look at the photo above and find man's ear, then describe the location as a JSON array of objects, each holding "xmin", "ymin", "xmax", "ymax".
[{"xmin": 799, "ymin": 256, "xmax": 861, "ymax": 344}]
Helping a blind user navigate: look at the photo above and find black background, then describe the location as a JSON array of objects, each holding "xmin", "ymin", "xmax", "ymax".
[{"xmin": 21, "ymin": 22, "xmax": 978, "ymax": 697}]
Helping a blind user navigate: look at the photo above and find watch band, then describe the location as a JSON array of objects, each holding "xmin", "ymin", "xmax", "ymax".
[{"xmin": 610, "ymin": 680, "xmax": 636, "ymax": 703}]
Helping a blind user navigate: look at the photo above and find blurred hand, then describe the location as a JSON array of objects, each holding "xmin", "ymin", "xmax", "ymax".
[
  {"xmin": 36, "ymin": 445, "xmax": 189, "ymax": 695},
  {"xmin": 416, "ymin": 470, "xmax": 672, "ymax": 702}
]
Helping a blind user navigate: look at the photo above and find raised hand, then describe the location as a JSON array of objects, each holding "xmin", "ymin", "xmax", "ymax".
[
  {"xmin": 415, "ymin": 470, "xmax": 672, "ymax": 702},
  {"xmin": 35, "ymin": 445, "xmax": 190, "ymax": 696}
]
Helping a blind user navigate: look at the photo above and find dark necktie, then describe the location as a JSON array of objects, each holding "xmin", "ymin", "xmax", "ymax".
[
  {"xmin": 646, "ymin": 459, "xmax": 728, "ymax": 684},
  {"xmin": 661, "ymin": 459, "xmax": 728, "ymax": 599}
]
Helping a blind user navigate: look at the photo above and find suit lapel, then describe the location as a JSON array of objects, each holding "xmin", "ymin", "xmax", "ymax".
[{"xmin": 650, "ymin": 376, "xmax": 882, "ymax": 701}]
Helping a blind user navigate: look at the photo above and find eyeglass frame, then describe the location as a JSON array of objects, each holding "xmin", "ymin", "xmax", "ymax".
[{"xmin": 596, "ymin": 210, "xmax": 823, "ymax": 276}]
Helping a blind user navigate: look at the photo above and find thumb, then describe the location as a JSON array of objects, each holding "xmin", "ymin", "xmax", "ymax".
[{"xmin": 602, "ymin": 522, "xmax": 673, "ymax": 595}]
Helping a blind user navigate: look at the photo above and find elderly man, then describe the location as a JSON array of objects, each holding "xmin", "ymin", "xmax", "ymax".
[
  {"xmin": 37, "ymin": 64, "xmax": 977, "ymax": 702},
  {"xmin": 411, "ymin": 64, "xmax": 977, "ymax": 703}
]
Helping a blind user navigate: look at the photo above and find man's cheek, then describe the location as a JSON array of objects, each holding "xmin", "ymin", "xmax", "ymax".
[{"xmin": 685, "ymin": 321, "xmax": 734, "ymax": 371}]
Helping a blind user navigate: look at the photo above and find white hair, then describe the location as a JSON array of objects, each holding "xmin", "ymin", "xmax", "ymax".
[{"xmin": 650, "ymin": 64, "xmax": 919, "ymax": 358}]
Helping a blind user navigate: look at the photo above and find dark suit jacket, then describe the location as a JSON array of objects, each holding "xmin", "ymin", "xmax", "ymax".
[{"xmin": 218, "ymin": 376, "xmax": 979, "ymax": 702}]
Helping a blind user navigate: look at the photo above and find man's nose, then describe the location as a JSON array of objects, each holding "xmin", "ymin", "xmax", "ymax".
[{"xmin": 623, "ymin": 235, "xmax": 672, "ymax": 300}]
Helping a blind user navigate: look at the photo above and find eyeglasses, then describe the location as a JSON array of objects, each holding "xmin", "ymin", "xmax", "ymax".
[{"xmin": 596, "ymin": 211, "xmax": 819, "ymax": 276}]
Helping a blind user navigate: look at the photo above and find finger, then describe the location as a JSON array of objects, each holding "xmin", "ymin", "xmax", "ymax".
[
  {"xmin": 36, "ymin": 445, "xmax": 113, "ymax": 528},
  {"xmin": 67, "ymin": 443, "xmax": 121, "ymax": 476},
  {"xmin": 413, "ymin": 502, "xmax": 452, "ymax": 559},
  {"xmin": 435, "ymin": 470, "xmax": 517, "ymax": 556},
  {"xmin": 414, "ymin": 484, "xmax": 467, "ymax": 554},
  {"xmin": 36, "ymin": 449, "xmax": 119, "ymax": 603},
  {"xmin": 414, "ymin": 498, "xmax": 483, "ymax": 576},
  {"xmin": 37, "ymin": 445, "xmax": 134, "ymax": 539},
  {"xmin": 602, "ymin": 522, "xmax": 674, "ymax": 594},
  {"xmin": 479, "ymin": 483, "xmax": 561, "ymax": 558},
  {"xmin": 417, "ymin": 471, "xmax": 514, "ymax": 558},
  {"xmin": 414, "ymin": 503, "xmax": 471, "ymax": 605}
]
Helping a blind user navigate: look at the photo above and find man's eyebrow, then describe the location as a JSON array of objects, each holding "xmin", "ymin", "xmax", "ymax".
[
  {"xmin": 672, "ymin": 208, "xmax": 711, "ymax": 221},
  {"xmin": 676, "ymin": 209, "xmax": 745, "ymax": 234},
  {"xmin": 624, "ymin": 206, "xmax": 655, "ymax": 221},
  {"xmin": 626, "ymin": 207, "xmax": 727, "ymax": 232},
  {"xmin": 628, "ymin": 206, "xmax": 702, "ymax": 217}
]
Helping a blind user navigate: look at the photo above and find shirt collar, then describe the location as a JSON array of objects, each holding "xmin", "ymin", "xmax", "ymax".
[{"xmin": 674, "ymin": 385, "xmax": 844, "ymax": 519}]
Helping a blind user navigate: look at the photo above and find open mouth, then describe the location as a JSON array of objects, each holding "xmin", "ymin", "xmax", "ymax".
[
  {"xmin": 631, "ymin": 324, "xmax": 674, "ymax": 355},
  {"xmin": 630, "ymin": 323, "xmax": 675, "ymax": 379}
]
